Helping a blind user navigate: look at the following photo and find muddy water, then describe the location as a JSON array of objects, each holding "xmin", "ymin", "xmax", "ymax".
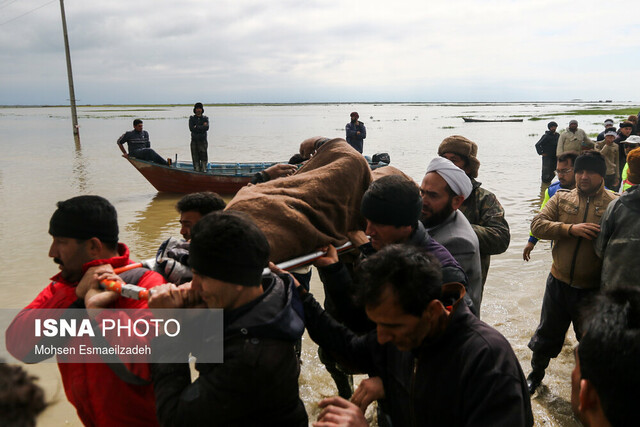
[{"xmin": 1, "ymin": 102, "xmax": 631, "ymax": 425}]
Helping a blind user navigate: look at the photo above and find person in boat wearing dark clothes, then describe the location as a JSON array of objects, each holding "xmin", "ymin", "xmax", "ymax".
[
  {"xmin": 117, "ymin": 119, "xmax": 168, "ymax": 165},
  {"xmin": 149, "ymin": 211, "xmax": 308, "ymax": 426},
  {"xmin": 189, "ymin": 102, "xmax": 209, "ymax": 172},
  {"xmin": 291, "ymin": 244, "xmax": 533, "ymax": 427}
]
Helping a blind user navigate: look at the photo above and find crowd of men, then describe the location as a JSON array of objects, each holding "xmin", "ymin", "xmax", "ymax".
[{"xmin": 5, "ymin": 124, "xmax": 640, "ymax": 426}]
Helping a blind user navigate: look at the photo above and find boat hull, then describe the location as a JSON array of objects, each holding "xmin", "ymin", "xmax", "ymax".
[
  {"xmin": 462, "ymin": 117, "xmax": 523, "ymax": 123},
  {"xmin": 127, "ymin": 157, "xmax": 276, "ymax": 194}
]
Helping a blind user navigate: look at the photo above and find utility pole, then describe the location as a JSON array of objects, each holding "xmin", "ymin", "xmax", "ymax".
[{"xmin": 59, "ymin": 0, "xmax": 80, "ymax": 144}]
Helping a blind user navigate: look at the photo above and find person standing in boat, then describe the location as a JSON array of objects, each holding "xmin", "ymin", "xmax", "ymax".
[
  {"xmin": 117, "ymin": 119, "xmax": 168, "ymax": 165},
  {"xmin": 189, "ymin": 102, "xmax": 209, "ymax": 172},
  {"xmin": 345, "ymin": 112, "xmax": 366, "ymax": 153}
]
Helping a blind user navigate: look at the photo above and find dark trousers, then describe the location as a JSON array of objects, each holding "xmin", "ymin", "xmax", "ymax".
[
  {"xmin": 131, "ymin": 148, "xmax": 168, "ymax": 165},
  {"xmin": 541, "ymin": 155, "xmax": 556, "ymax": 183},
  {"xmin": 190, "ymin": 138, "xmax": 208, "ymax": 172},
  {"xmin": 528, "ymin": 273, "xmax": 597, "ymax": 359}
]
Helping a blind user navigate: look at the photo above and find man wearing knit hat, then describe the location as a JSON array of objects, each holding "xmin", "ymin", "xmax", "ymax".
[
  {"xmin": 345, "ymin": 112, "xmax": 366, "ymax": 153},
  {"xmin": 523, "ymin": 151, "xmax": 579, "ymax": 262},
  {"xmin": 595, "ymin": 146, "xmax": 640, "ymax": 290},
  {"xmin": 149, "ymin": 211, "xmax": 308, "ymax": 426},
  {"xmin": 6, "ymin": 195, "xmax": 165, "ymax": 426},
  {"xmin": 557, "ymin": 120, "xmax": 594, "ymax": 155},
  {"xmin": 420, "ymin": 157, "xmax": 483, "ymax": 315},
  {"xmin": 437, "ymin": 135, "xmax": 510, "ymax": 287},
  {"xmin": 595, "ymin": 128, "xmax": 620, "ymax": 189},
  {"xmin": 189, "ymin": 102, "xmax": 210, "ymax": 172},
  {"xmin": 527, "ymin": 150, "xmax": 618, "ymax": 395},
  {"xmin": 313, "ymin": 174, "xmax": 469, "ymax": 397},
  {"xmin": 535, "ymin": 121, "xmax": 560, "ymax": 183},
  {"xmin": 596, "ymin": 118, "xmax": 615, "ymax": 142}
]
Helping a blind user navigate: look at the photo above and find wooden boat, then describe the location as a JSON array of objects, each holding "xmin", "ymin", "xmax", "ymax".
[
  {"xmin": 127, "ymin": 157, "xmax": 279, "ymax": 194},
  {"xmin": 462, "ymin": 117, "xmax": 523, "ymax": 123},
  {"xmin": 127, "ymin": 156, "xmax": 389, "ymax": 194}
]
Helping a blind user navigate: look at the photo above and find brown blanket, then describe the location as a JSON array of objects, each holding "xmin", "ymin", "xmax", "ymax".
[{"xmin": 226, "ymin": 138, "xmax": 372, "ymax": 263}]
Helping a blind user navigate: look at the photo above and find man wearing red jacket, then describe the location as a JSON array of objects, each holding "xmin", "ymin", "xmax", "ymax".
[{"xmin": 6, "ymin": 195, "xmax": 164, "ymax": 426}]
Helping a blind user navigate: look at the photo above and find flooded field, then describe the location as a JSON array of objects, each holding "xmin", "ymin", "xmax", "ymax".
[{"xmin": 1, "ymin": 102, "xmax": 636, "ymax": 425}]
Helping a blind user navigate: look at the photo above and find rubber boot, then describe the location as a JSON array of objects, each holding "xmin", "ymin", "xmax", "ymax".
[{"xmin": 527, "ymin": 353, "xmax": 550, "ymax": 395}]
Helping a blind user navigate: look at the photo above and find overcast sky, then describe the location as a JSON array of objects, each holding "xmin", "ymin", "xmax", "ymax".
[{"xmin": 2, "ymin": 0, "xmax": 640, "ymax": 105}]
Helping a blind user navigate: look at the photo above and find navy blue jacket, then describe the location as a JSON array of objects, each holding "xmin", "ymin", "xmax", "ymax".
[{"xmin": 345, "ymin": 120, "xmax": 366, "ymax": 153}]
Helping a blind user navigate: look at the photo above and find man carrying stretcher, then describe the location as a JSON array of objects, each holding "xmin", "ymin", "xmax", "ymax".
[{"xmin": 6, "ymin": 195, "xmax": 164, "ymax": 426}]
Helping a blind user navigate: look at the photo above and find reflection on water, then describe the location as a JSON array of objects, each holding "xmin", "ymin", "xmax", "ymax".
[
  {"xmin": 72, "ymin": 142, "xmax": 90, "ymax": 193},
  {"xmin": 124, "ymin": 193, "xmax": 183, "ymax": 258}
]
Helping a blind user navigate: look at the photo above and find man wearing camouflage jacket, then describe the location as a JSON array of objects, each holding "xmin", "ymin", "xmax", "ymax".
[{"xmin": 437, "ymin": 136, "xmax": 511, "ymax": 286}]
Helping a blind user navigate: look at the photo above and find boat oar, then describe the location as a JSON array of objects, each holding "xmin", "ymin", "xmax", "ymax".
[{"xmin": 102, "ymin": 241, "xmax": 356, "ymax": 300}]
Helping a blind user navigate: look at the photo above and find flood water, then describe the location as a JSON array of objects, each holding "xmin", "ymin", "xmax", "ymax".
[{"xmin": 1, "ymin": 102, "xmax": 634, "ymax": 425}]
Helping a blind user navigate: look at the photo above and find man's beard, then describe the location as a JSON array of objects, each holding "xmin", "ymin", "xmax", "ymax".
[{"xmin": 421, "ymin": 199, "xmax": 454, "ymax": 228}]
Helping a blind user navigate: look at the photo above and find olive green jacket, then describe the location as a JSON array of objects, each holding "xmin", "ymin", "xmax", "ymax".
[{"xmin": 459, "ymin": 179, "xmax": 510, "ymax": 284}]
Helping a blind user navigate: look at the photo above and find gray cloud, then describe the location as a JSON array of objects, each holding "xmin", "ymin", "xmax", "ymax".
[{"xmin": 1, "ymin": 0, "xmax": 639, "ymax": 104}]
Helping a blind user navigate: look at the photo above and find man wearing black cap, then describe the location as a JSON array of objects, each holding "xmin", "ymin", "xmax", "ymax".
[
  {"xmin": 189, "ymin": 102, "xmax": 209, "ymax": 172},
  {"xmin": 535, "ymin": 121, "xmax": 560, "ymax": 183},
  {"xmin": 6, "ymin": 195, "xmax": 165, "ymax": 426},
  {"xmin": 345, "ymin": 111, "xmax": 366, "ymax": 153},
  {"xmin": 149, "ymin": 211, "xmax": 308, "ymax": 426},
  {"xmin": 526, "ymin": 151, "xmax": 618, "ymax": 394}
]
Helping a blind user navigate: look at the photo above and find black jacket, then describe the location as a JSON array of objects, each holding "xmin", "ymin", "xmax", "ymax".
[
  {"xmin": 318, "ymin": 222, "xmax": 470, "ymax": 333},
  {"xmin": 302, "ymin": 283, "xmax": 533, "ymax": 427},
  {"xmin": 189, "ymin": 115, "xmax": 209, "ymax": 139},
  {"xmin": 151, "ymin": 274, "xmax": 307, "ymax": 426},
  {"xmin": 535, "ymin": 130, "xmax": 559, "ymax": 155},
  {"xmin": 595, "ymin": 184, "xmax": 640, "ymax": 289}
]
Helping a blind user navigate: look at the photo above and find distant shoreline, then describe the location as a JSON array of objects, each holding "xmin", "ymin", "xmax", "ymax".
[{"xmin": 1, "ymin": 100, "xmax": 638, "ymax": 109}]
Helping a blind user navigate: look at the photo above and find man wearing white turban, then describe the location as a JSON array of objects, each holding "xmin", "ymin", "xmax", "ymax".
[{"xmin": 421, "ymin": 157, "xmax": 484, "ymax": 315}]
